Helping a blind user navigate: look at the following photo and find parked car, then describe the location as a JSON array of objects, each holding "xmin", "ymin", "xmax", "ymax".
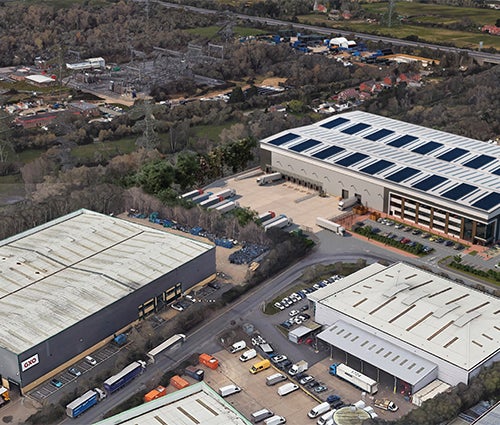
[
  {"xmin": 306, "ymin": 380, "xmax": 319, "ymax": 389},
  {"xmin": 421, "ymin": 233, "xmax": 431, "ymax": 239},
  {"xmin": 274, "ymin": 302, "xmax": 284, "ymax": 310},
  {"xmin": 327, "ymin": 394, "xmax": 341, "ymax": 404},
  {"xmin": 68, "ymin": 367, "xmax": 81, "ymax": 377},
  {"xmin": 300, "ymin": 305, "xmax": 309, "ymax": 311},
  {"xmin": 171, "ymin": 302, "xmax": 184, "ymax": 312},
  {"xmin": 435, "ymin": 237, "xmax": 445, "ymax": 244},
  {"xmin": 289, "ymin": 309, "xmax": 300, "ymax": 317},
  {"xmin": 394, "ymin": 223, "xmax": 404, "ymax": 229},
  {"xmin": 278, "ymin": 359, "xmax": 292, "ymax": 370},
  {"xmin": 280, "ymin": 321, "xmax": 292, "ymax": 329},
  {"xmin": 454, "ymin": 243, "xmax": 464, "ymax": 250},
  {"xmin": 85, "ymin": 356, "xmax": 97, "ymax": 366},
  {"xmin": 272, "ymin": 355, "xmax": 287, "ymax": 364},
  {"xmin": 314, "ymin": 385, "xmax": 328, "ymax": 393},
  {"xmin": 50, "ymin": 378, "xmax": 63, "ymax": 388},
  {"xmin": 411, "ymin": 229, "xmax": 421, "ymax": 235},
  {"xmin": 403, "ymin": 226, "xmax": 412, "ymax": 232},
  {"xmin": 444, "ymin": 240, "xmax": 454, "ymax": 247},
  {"xmin": 299, "ymin": 375, "xmax": 314, "ymax": 385}
]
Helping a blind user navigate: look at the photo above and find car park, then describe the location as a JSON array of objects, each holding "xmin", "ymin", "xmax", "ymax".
[
  {"xmin": 300, "ymin": 313, "xmax": 310, "ymax": 320},
  {"xmin": 184, "ymin": 294, "xmax": 197, "ymax": 303},
  {"xmin": 403, "ymin": 226, "xmax": 412, "ymax": 232},
  {"xmin": 331, "ymin": 399, "xmax": 344, "ymax": 409},
  {"xmin": 300, "ymin": 304, "xmax": 309, "ymax": 311},
  {"xmin": 411, "ymin": 229, "xmax": 421, "ymax": 235},
  {"xmin": 170, "ymin": 302, "xmax": 184, "ymax": 312},
  {"xmin": 454, "ymin": 243, "xmax": 464, "ymax": 250},
  {"xmin": 208, "ymin": 281, "xmax": 220, "ymax": 289},
  {"xmin": 444, "ymin": 240, "xmax": 454, "ymax": 246},
  {"xmin": 371, "ymin": 227, "xmax": 380, "ymax": 234},
  {"xmin": 421, "ymin": 233, "xmax": 431, "ymax": 239},
  {"xmin": 50, "ymin": 378, "xmax": 63, "ymax": 388},
  {"xmin": 306, "ymin": 380, "xmax": 319, "ymax": 389},
  {"xmin": 68, "ymin": 367, "xmax": 81, "ymax": 377},
  {"xmin": 394, "ymin": 223, "xmax": 404, "ymax": 229},
  {"xmin": 435, "ymin": 237, "xmax": 445, "ymax": 244},
  {"xmin": 280, "ymin": 320, "xmax": 292, "ymax": 329},
  {"xmin": 289, "ymin": 309, "xmax": 299, "ymax": 317},
  {"xmin": 278, "ymin": 359, "xmax": 292, "ymax": 370}
]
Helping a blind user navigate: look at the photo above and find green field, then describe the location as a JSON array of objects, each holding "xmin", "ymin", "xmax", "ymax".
[
  {"xmin": 70, "ymin": 137, "xmax": 137, "ymax": 162},
  {"xmin": 362, "ymin": 2, "xmax": 500, "ymax": 26},
  {"xmin": 192, "ymin": 120, "xmax": 238, "ymax": 142}
]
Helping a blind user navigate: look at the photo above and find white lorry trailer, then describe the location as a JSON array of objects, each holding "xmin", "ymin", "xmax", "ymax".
[
  {"xmin": 179, "ymin": 189, "xmax": 203, "ymax": 200},
  {"xmin": 207, "ymin": 199, "xmax": 231, "ymax": 210},
  {"xmin": 257, "ymin": 172, "xmax": 282, "ymax": 185},
  {"xmin": 213, "ymin": 188, "xmax": 236, "ymax": 199},
  {"xmin": 265, "ymin": 216, "xmax": 293, "ymax": 232},
  {"xmin": 261, "ymin": 214, "xmax": 284, "ymax": 228},
  {"xmin": 199, "ymin": 195, "xmax": 223, "ymax": 208},
  {"xmin": 257, "ymin": 211, "xmax": 276, "ymax": 223},
  {"xmin": 338, "ymin": 196, "xmax": 360, "ymax": 211},
  {"xmin": 329, "ymin": 363, "xmax": 378, "ymax": 394},
  {"xmin": 216, "ymin": 201, "xmax": 239, "ymax": 214},
  {"xmin": 316, "ymin": 217, "xmax": 345, "ymax": 236}
]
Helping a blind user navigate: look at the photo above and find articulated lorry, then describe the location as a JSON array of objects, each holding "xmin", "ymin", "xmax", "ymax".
[
  {"xmin": 329, "ymin": 363, "xmax": 378, "ymax": 394},
  {"xmin": 66, "ymin": 388, "xmax": 106, "ymax": 418},
  {"xmin": 257, "ymin": 172, "xmax": 282, "ymax": 185},
  {"xmin": 265, "ymin": 216, "xmax": 293, "ymax": 231},
  {"xmin": 316, "ymin": 217, "xmax": 345, "ymax": 236},
  {"xmin": 104, "ymin": 360, "xmax": 146, "ymax": 394},
  {"xmin": 338, "ymin": 196, "xmax": 360, "ymax": 211}
]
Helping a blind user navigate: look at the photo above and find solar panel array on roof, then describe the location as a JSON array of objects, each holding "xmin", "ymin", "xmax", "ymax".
[
  {"xmin": 437, "ymin": 148, "xmax": 469, "ymax": 162},
  {"xmin": 289, "ymin": 138, "xmax": 322, "ymax": 152},
  {"xmin": 386, "ymin": 167, "xmax": 420, "ymax": 183},
  {"xmin": 341, "ymin": 123, "xmax": 371, "ymax": 135},
  {"xmin": 360, "ymin": 160, "xmax": 394, "ymax": 175},
  {"xmin": 494, "ymin": 168, "xmax": 500, "ymax": 176},
  {"xmin": 320, "ymin": 117, "xmax": 349, "ymax": 129},
  {"xmin": 268, "ymin": 133, "xmax": 300, "ymax": 146},
  {"xmin": 387, "ymin": 135, "xmax": 418, "ymax": 148},
  {"xmin": 463, "ymin": 154, "xmax": 496, "ymax": 170},
  {"xmin": 472, "ymin": 192, "xmax": 500, "ymax": 211},
  {"xmin": 335, "ymin": 152, "xmax": 369, "ymax": 167},
  {"xmin": 312, "ymin": 145, "xmax": 345, "ymax": 160},
  {"xmin": 365, "ymin": 129, "xmax": 395, "ymax": 141},
  {"xmin": 441, "ymin": 183, "xmax": 477, "ymax": 201},
  {"xmin": 412, "ymin": 141, "xmax": 443, "ymax": 155},
  {"xmin": 412, "ymin": 175, "xmax": 448, "ymax": 192}
]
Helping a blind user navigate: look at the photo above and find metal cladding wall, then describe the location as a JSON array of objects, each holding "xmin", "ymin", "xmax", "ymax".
[
  {"xmin": 314, "ymin": 301, "xmax": 470, "ymax": 387},
  {"xmin": 16, "ymin": 247, "xmax": 215, "ymax": 390},
  {"xmin": 268, "ymin": 151, "xmax": 385, "ymax": 211}
]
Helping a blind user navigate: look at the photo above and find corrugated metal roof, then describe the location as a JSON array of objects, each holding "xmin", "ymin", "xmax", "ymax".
[
  {"xmin": 315, "ymin": 262, "xmax": 500, "ymax": 370},
  {"xmin": 0, "ymin": 209, "xmax": 214, "ymax": 354},
  {"xmin": 93, "ymin": 382, "xmax": 251, "ymax": 425},
  {"xmin": 317, "ymin": 320, "xmax": 438, "ymax": 385}
]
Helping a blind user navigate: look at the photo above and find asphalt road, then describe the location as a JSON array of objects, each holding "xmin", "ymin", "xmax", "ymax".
[
  {"xmin": 62, "ymin": 228, "xmax": 479, "ymax": 424},
  {"xmin": 148, "ymin": 0, "xmax": 500, "ymax": 65}
]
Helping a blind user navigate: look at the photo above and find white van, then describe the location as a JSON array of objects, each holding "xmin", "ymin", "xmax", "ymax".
[
  {"xmin": 277, "ymin": 383, "xmax": 298, "ymax": 396},
  {"xmin": 266, "ymin": 373, "xmax": 287, "ymax": 386},
  {"xmin": 229, "ymin": 340, "xmax": 247, "ymax": 353},
  {"xmin": 218, "ymin": 384, "xmax": 241, "ymax": 397},
  {"xmin": 239, "ymin": 348, "xmax": 257, "ymax": 362},
  {"xmin": 308, "ymin": 402, "xmax": 331, "ymax": 418},
  {"xmin": 251, "ymin": 408, "xmax": 274, "ymax": 423},
  {"xmin": 264, "ymin": 415, "xmax": 286, "ymax": 425},
  {"xmin": 317, "ymin": 409, "xmax": 336, "ymax": 425}
]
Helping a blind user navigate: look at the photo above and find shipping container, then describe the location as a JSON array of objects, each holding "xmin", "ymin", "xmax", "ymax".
[
  {"xmin": 184, "ymin": 366, "xmax": 204, "ymax": 381},
  {"xmin": 170, "ymin": 375, "xmax": 190, "ymax": 390},
  {"xmin": 199, "ymin": 353, "xmax": 219, "ymax": 370},
  {"xmin": 144, "ymin": 386, "xmax": 167, "ymax": 402}
]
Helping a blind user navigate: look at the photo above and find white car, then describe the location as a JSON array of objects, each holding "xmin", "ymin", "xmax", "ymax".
[
  {"xmin": 289, "ymin": 309, "xmax": 299, "ymax": 317},
  {"xmin": 171, "ymin": 303, "xmax": 184, "ymax": 312},
  {"xmin": 272, "ymin": 355, "xmax": 287, "ymax": 364},
  {"xmin": 184, "ymin": 294, "xmax": 197, "ymax": 303},
  {"xmin": 274, "ymin": 302, "xmax": 285, "ymax": 310}
]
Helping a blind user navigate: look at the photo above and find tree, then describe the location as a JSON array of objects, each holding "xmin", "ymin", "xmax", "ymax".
[
  {"xmin": 174, "ymin": 152, "xmax": 200, "ymax": 190},
  {"xmin": 136, "ymin": 160, "xmax": 175, "ymax": 195},
  {"xmin": 228, "ymin": 86, "xmax": 245, "ymax": 104}
]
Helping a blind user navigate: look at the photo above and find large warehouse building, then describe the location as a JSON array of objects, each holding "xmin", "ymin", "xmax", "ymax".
[
  {"xmin": 309, "ymin": 262, "xmax": 500, "ymax": 395},
  {"xmin": 0, "ymin": 209, "xmax": 215, "ymax": 394},
  {"xmin": 259, "ymin": 111, "xmax": 500, "ymax": 245},
  {"xmin": 94, "ymin": 382, "xmax": 251, "ymax": 425}
]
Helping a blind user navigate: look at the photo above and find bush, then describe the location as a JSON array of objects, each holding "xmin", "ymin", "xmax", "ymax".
[
  {"xmin": 26, "ymin": 404, "xmax": 65, "ymax": 425},
  {"xmin": 103, "ymin": 392, "xmax": 144, "ymax": 419}
]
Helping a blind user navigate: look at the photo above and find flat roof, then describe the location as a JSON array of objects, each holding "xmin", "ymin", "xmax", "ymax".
[
  {"xmin": 314, "ymin": 262, "xmax": 500, "ymax": 370},
  {"xmin": 317, "ymin": 320, "xmax": 438, "ymax": 385},
  {"xmin": 93, "ymin": 382, "xmax": 252, "ymax": 425},
  {"xmin": 0, "ymin": 209, "xmax": 213, "ymax": 354},
  {"xmin": 25, "ymin": 74, "xmax": 53, "ymax": 84},
  {"xmin": 260, "ymin": 111, "xmax": 500, "ymax": 214}
]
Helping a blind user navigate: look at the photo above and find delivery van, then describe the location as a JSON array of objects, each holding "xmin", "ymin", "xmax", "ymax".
[
  {"xmin": 239, "ymin": 348, "xmax": 257, "ymax": 362},
  {"xmin": 218, "ymin": 384, "xmax": 241, "ymax": 397},
  {"xmin": 250, "ymin": 359, "xmax": 271, "ymax": 374},
  {"xmin": 264, "ymin": 415, "xmax": 286, "ymax": 425},
  {"xmin": 308, "ymin": 402, "xmax": 331, "ymax": 418},
  {"xmin": 277, "ymin": 382, "xmax": 298, "ymax": 396},
  {"xmin": 317, "ymin": 409, "xmax": 336, "ymax": 425},
  {"xmin": 229, "ymin": 340, "xmax": 247, "ymax": 353},
  {"xmin": 251, "ymin": 408, "xmax": 274, "ymax": 423},
  {"xmin": 266, "ymin": 373, "xmax": 287, "ymax": 386}
]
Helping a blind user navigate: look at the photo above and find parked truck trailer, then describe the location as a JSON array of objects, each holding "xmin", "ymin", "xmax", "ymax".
[
  {"xmin": 103, "ymin": 360, "xmax": 146, "ymax": 394},
  {"xmin": 316, "ymin": 217, "xmax": 345, "ymax": 236},
  {"xmin": 329, "ymin": 363, "xmax": 378, "ymax": 394},
  {"xmin": 199, "ymin": 195, "xmax": 223, "ymax": 208},
  {"xmin": 207, "ymin": 199, "xmax": 231, "ymax": 210},
  {"xmin": 261, "ymin": 214, "xmax": 284, "ymax": 228},
  {"xmin": 213, "ymin": 188, "xmax": 236, "ymax": 199},
  {"xmin": 257, "ymin": 211, "xmax": 276, "ymax": 223},
  {"xmin": 216, "ymin": 201, "xmax": 239, "ymax": 213},
  {"xmin": 265, "ymin": 216, "xmax": 293, "ymax": 231},
  {"xmin": 192, "ymin": 192, "xmax": 213, "ymax": 203},
  {"xmin": 257, "ymin": 172, "xmax": 282, "ymax": 185},
  {"xmin": 338, "ymin": 196, "xmax": 360, "ymax": 211},
  {"xmin": 180, "ymin": 189, "xmax": 203, "ymax": 200}
]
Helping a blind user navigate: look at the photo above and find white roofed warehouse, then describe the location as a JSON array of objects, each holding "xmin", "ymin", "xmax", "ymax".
[
  {"xmin": 309, "ymin": 262, "xmax": 500, "ymax": 395},
  {"xmin": 259, "ymin": 111, "xmax": 500, "ymax": 245},
  {"xmin": 0, "ymin": 209, "xmax": 215, "ymax": 393}
]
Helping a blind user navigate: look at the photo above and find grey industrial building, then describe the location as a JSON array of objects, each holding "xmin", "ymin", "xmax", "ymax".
[
  {"xmin": 0, "ymin": 209, "xmax": 215, "ymax": 394},
  {"xmin": 309, "ymin": 262, "xmax": 500, "ymax": 394},
  {"xmin": 259, "ymin": 111, "xmax": 500, "ymax": 245}
]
